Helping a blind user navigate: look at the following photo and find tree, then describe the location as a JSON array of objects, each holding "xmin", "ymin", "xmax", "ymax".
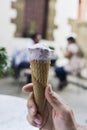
[{"xmin": 0, "ymin": 47, "xmax": 7, "ymax": 77}]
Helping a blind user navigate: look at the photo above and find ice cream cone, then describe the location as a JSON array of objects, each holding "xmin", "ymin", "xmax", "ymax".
[
  {"xmin": 30, "ymin": 60, "xmax": 50, "ymax": 115},
  {"xmin": 28, "ymin": 43, "xmax": 52, "ymax": 130}
]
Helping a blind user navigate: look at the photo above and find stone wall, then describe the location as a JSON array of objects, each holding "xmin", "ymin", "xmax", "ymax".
[
  {"xmin": 11, "ymin": 0, "xmax": 56, "ymax": 40},
  {"xmin": 11, "ymin": 0, "xmax": 25, "ymax": 37}
]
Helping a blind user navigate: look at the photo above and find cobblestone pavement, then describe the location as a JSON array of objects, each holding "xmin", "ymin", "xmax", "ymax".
[{"xmin": 0, "ymin": 76, "xmax": 87, "ymax": 125}]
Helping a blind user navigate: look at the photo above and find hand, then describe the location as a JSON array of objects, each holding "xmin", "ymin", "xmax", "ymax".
[{"xmin": 22, "ymin": 83, "xmax": 78, "ymax": 130}]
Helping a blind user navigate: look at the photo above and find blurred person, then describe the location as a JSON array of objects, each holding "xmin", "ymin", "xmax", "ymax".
[
  {"xmin": 49, "ymin": 46, "xmax": 58, "ymax": 67},
  {"xmin": 11, "ymin": 33, "xmax": 42, "ymax": 82},
  {"xmin": 55, "ymin": 37, "xmax": 84, "ymax": 90},
  {"xmin": 22, "ymin": 83, "xmax": 87, "ymax": 130}
]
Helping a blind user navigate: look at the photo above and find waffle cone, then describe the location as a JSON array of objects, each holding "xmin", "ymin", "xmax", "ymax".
[{"xmin": 30, "ymin": 61, "xmax": 50, "ymax": 115}]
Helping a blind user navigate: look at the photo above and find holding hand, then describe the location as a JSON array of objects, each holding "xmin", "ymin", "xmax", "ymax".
[{"xmin": 22, "ymin": 83, "xmax": 86, "ymax": 130}]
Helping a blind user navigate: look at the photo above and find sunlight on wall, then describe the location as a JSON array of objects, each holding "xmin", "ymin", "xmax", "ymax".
[
  {"xmin": 0, "ymin": 0, "xmax": 16, "ymax": 42},
  {"xmin": 54, "ymin": 0, "xmax": 79, "ymax": 47}
]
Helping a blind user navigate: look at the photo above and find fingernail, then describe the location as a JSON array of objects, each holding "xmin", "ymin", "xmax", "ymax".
[
  {"xmin": 34, "ymin": 115, "xmax": 42, "ymax": 125},
  {"xmin": 35, "ymin": 118, "xmax": 42, "ymax": 125}
]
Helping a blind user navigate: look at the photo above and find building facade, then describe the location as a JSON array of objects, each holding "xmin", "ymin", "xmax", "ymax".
[
  {"xmin": 11, "ymin": 0, "xmax": 56, "ymax": 40},
  {"xmin": 69, "ymin": 0, "xmax": 87, "ymax": 64}
]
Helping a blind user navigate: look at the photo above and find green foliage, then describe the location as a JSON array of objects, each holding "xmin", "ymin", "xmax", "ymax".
[{"xmin": 0, "ymin": 47, "xmax": 7, "ymax": 77}]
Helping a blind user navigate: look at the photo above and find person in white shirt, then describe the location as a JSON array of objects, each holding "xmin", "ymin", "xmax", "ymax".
[
  {"xmin": 55, "ymin": 37, "xmax": 84, "ymax": 90},
  {"xmin": 11, "ymin": 33, "xmax": 42, "ymax": 82}
]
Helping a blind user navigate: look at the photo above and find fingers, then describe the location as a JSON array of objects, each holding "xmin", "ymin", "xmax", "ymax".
[
  {"xmin": 22, "ymin": 83, "xmax": 33, "ymax": 93},
  {"xmin": 23, "ymin": 83, "xmax": 43, "ymax": 128},
  {"xmin": 27, "ymin": 114, "xmax": 42, "ymax": 128},
  {"xmin": 27, "ymin": 92, "xmax": 42, "ymax": 128},
  {"xmin": 27, "ymin": 115, "xmax": 38, "ymax": 127},
  {"xmin": 27, "ymin": 92, "xmax": 37, "ymax": 116},
  {"xmin": 45, "ymin": 85, "xmax": 64, "ymax": 110}
]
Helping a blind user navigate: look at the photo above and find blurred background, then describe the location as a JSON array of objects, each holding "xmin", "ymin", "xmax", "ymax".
[{"xmin": 0, "ymin": 0, "xmax": 87, "ymax": 126}]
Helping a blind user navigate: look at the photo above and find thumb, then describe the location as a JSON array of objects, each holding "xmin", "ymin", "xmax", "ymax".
[
  {"xmin": 45, "ymin": 85, "xmax": 61, "ymax": 110},
  {"xmin": 22, "ymin": 83, "xmax": 33, "ymax": 93}
]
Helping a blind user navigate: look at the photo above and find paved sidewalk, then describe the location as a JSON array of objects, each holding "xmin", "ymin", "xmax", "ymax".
[
  {"xmin": 0, "ymin": 77, "xmax": 29, "ymax": 99},
  {"xmin": 0, "ymin": 76, "xmax": 87, "ymax": 125}
]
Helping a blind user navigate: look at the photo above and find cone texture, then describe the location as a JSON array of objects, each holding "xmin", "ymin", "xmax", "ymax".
[{"xmin": 30, "ymin": 61, "xmax": 50, "ymax": 115}]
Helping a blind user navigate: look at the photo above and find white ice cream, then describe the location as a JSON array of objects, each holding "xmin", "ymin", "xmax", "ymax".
[{"xmin": 28, "ymin": 43, "xmax": 53, "ymax": 61}]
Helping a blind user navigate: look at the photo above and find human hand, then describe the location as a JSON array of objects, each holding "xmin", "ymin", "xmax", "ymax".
[{"xmin": 22, "ymin": 83, "xmax": 78, "ymax": 130}]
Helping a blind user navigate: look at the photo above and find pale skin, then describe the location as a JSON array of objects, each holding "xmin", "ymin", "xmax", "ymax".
[{"xmin": 22, "ymin": 83, "xmax": 87, "ymax": 130}]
